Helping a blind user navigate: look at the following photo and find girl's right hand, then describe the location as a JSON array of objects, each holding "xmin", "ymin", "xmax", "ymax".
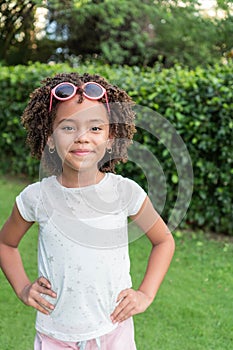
[{"xmin": 19, "ymin": 276, "xmax": 57, "ymax": 315}]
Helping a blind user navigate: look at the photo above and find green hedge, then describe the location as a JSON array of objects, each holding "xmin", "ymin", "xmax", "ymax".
[{"xmin": 0, "ymin": 62, "xmax": 232, "ymax": 235}]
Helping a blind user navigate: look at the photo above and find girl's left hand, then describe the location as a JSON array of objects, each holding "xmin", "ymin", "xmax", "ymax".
[{"xmin": 110, "ymin": 288, "xmax": 153, "ymax": 324}]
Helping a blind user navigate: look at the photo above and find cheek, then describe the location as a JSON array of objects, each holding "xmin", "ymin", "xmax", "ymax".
[
  {"xmin": 96, "ymin": 142, "xmax": 107, "ymax": 154},
  {"xmin": 53, "ymin": 134, "xmax": 74, "ymax": 155}
]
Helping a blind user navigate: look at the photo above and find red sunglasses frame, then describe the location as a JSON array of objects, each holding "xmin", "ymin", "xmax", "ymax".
[{"xmin": 49, "ymin": 81, "xmax": 110, "ymax": 114}]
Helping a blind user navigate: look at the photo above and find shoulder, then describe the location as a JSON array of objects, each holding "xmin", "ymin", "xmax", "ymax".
[
  {"xmin": 17, "ymin": 176, "xmax": 55, "ymax": 198},
  {"xmin": 16, "ymin": 177, "xmax": 54, "ymax": 206},
  {"xmin": 106, "ymin": 173, "xmax": 147, "ymax": 215},
  {"xmin": 107, "ymin": 173, "xmax": 145, "ymax": 191},
  {"xmin": 17, "ymin": 181, "xmax": 41, "ymax": 199},
  {"xmin": 107, "ymin": 172, "xmax": 137, "ymax": 185},
  {"xmin": 15, "ymin": 176, "xmax": 56, "ymax": 221}
]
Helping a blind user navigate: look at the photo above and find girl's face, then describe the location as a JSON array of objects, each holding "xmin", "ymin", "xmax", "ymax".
[{"xmin": 49, "ymin": 96, "xmax": 111, "ymax": 176}]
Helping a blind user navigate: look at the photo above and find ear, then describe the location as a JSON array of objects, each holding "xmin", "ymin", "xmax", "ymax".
[
  {"xmin": 47, "ymin": 135, "xmax": 55, "ymax": 149},
  {"xmin": 107, "ymin": 138, "xmax": 114, "ymax": 148}
]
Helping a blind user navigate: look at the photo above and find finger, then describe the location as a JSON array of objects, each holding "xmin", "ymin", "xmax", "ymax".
[
  {"xmin": 25, "ymin": 280, "xmax": 57, "ymax": 313},
  {"xmin": 111, "ymin": 298, "xmax": 131, "ymax": 322},
  {"xmin": 112, "ymin": 296, "xmax": 137, "ymax": 323},
  {"xmin": 29, "ymin": 291, "xmax": 55, "ymax": 314},
  {"xmin": 36, "ymin": 295, "xmax": 55, "ymax": 312},
  {"xmin": 116, "ymin": 288, "xmax": 131, "ymax": 303},
  {"xmin": 35, "ymin": 278, "xmax": 57, "ymax": 298},
  {"xmin": 38, "ymin": 285, "xmax": 57, "ymax": 298},
  {"xmin": 112, "ymin": 297, "xmax": 130, "ymax": 316},
  {"xmin": 114, "ymin": 303, "xmax": 135, "ymax": 323},
  {"xmin": 30, "ymin": 297, "xmax": 52, "ymax": 315},
  {"xmin": 37, "ymin": 276, "xmax": 52, "ymax": 289}
]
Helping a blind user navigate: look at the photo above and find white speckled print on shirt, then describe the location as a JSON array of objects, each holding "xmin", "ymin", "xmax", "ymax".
[{"xmin": 16, "ymin": 173, "xmax": 147, "ymax": 342}]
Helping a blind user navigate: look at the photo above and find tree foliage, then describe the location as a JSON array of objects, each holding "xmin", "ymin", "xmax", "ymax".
[
  {"xmin": 0, "ymin": 0, "xmax": 40, "ymax": 64},
  {"xmin": 44, "ymin": 0, "xmax": 233, "ymax": 67},
  {"xmin": 0, "ymin": 0, "xmax": 233, "ymax": 67}
]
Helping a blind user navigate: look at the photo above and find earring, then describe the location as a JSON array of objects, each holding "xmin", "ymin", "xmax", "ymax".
[
  {"xmin": 106, "ymin": 146, "xmax": 112, "ymax": 165},
  {"xmin": 106, "ymin": 147, "xmax": 112, "ymax": 154},
  {"xmin": 106, "ymin": 139, "xmax": 112, "ymax": 154},
  {"xmin": 49, "ymin": 147, "xmax": 55, "ymax": 154}
]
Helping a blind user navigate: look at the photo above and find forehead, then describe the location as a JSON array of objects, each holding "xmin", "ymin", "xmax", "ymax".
[{"xmin": 55, "ymin": 96, "xmax": 109, "ymax": 125}]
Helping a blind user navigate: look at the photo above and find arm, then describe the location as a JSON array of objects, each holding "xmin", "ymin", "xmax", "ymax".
[
  {"xmin": 0, "ymin": 203, "xmax": 56, "ymax": 314},
  {"xmin": 111, "ymin": 196, "xmax": 175, "ymax": 323}
]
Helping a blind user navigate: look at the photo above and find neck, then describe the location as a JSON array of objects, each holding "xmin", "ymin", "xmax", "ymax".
[{"xmin": 58, "ymin": 169, "xmax": 105, "ymax": 188}]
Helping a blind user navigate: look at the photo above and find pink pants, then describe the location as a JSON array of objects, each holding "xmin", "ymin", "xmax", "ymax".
[{"xmin": 34, "ymin": 318, "xmax": 137, "ymax": 350}]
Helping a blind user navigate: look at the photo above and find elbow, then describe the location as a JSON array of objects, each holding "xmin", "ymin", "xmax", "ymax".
[
  {"xmin": 170, "ymin": 233, "xmax": 176, "ymax": 256},
  {"xmin": 163, "ymin": 231, "xmax": 176, "ymax": 258}
]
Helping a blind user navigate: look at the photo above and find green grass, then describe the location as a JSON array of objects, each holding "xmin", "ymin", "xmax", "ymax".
[{"xmin": 0, "ymin": 176, "xmax": 233, "ymax": 350}]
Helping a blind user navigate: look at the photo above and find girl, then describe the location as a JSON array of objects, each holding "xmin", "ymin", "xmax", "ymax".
[{"xmin": 0, "ymin": 72, "xmax": 175, "ymax": 350}]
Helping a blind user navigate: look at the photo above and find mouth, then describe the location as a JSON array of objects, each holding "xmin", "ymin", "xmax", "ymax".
[{"xmin": 70, "ymin": 149, "xmax": 93, "ymax": 156}]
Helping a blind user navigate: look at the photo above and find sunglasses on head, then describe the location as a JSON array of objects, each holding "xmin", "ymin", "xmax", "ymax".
[{"xmin": 49, "ymin": 81, "xmax": 110, "ymax": 114}]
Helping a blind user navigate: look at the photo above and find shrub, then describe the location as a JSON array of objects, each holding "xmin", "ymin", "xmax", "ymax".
[{"xmin": 0, "ymin": 62, "xmax": 232, "ymax": 235}]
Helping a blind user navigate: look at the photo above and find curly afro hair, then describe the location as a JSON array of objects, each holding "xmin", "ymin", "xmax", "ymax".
[{"xmin": 22, "ymin": 72, "xmax": 136, "ymax": 175}]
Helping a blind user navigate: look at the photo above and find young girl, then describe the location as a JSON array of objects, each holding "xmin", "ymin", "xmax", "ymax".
[{"xmin": 0, "ymin": 72, "xmax": 175, "ymax": 350}]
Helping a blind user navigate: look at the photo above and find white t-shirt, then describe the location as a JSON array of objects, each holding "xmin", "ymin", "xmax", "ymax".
[{"xmin": 16, "ymin": 173, "xmax": 147, "ymax": 341}]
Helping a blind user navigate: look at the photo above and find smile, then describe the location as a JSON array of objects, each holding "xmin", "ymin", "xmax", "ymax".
[{"xmin": 70, "ymin": 149, "xmax": 93, "ymax": 156}]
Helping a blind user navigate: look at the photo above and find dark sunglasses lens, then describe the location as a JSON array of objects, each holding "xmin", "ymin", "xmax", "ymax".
[
  {"xmin": 84, "ymin": 83, "xmax": 103, "ymax": 98},
  {"xmin": 55, "ymin": 84, "xmax": 74, "ymax": 98}
]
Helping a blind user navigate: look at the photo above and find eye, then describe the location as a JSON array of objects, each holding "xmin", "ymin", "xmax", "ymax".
[
  {"xmin": 61, "ymin": 125, "xmax": 76, "ymax": 132},
  {"xmin": 91, "ymin": 126, "xmax": 102, "ymax": 132}
]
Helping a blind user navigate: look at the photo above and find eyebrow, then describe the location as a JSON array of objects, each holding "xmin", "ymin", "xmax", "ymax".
[{"xmin": 56, "ymin": 118, "xmax": 108, "ymax": 126}]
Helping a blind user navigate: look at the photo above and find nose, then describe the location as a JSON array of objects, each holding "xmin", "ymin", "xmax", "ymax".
[{"xmin": 74, "ymin": 129, "xmax": 89, "ymax": 143}]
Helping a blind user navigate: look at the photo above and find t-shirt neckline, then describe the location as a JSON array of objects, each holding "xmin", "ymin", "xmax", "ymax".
[{"xmin": 53, "ymin": 173, "xmax": 109, "ymax": 191}]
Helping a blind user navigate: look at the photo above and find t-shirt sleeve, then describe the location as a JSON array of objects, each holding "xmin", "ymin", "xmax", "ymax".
[
  {"xmin": 16, "ymin": 182, "xmax": 40, "ymax": 222},
  {"xmin": 122, "ymin": 177, "xmax": 147, "ymax": 216}
]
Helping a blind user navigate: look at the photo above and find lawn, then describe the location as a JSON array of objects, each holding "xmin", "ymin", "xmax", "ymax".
[{"xmin": 0, "ymin": 176, "xmax": 232, "ymax": 350}]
